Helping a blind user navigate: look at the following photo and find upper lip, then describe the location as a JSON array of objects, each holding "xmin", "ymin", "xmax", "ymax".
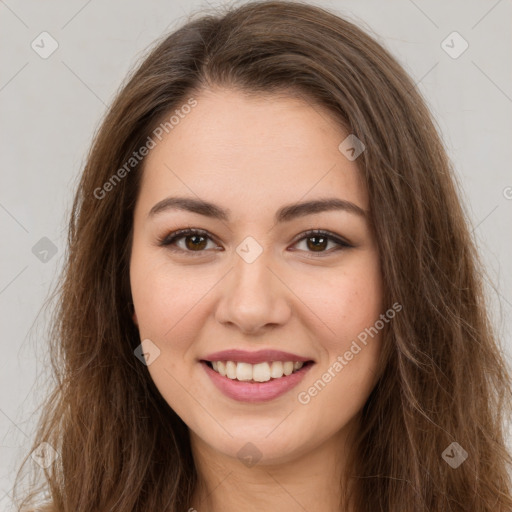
[{"xmin": 202, "ymin": 349, "xmax": 314, "ymax": 364}]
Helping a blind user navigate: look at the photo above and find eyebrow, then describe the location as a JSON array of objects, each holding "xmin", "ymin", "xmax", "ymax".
[{"xmin": 148, "ymin": 196, "xmax": 367, "ymax": 223}]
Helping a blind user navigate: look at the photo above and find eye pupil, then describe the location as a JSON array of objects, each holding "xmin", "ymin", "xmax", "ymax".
[
  {"xmin": 307, "ymin": 236, "xmax": 327, "ymax": 251},
  {"xmin": 185, "ymin": 235, "xmax": 207, "ymax": 250}
]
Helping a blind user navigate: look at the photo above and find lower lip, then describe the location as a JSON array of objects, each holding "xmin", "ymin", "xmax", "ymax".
[{"xmin": 200, "ymin": 361, "xmax": 314, "ymax": 403}]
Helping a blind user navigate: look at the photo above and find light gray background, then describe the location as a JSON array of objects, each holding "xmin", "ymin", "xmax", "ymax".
[{"xmin": 1, "ymin": 0, "xmax": 511, "ymax": 508}]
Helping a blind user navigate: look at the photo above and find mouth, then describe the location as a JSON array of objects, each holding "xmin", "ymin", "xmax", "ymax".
[{"xmin": 200, "ymin": 359, "xmax": 315, "ymax": 383}]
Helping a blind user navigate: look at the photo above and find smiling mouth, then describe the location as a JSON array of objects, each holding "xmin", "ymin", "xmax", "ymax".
[{"xmin": 201, "ymin": 360, "xmax": 315, "ymax": 383}]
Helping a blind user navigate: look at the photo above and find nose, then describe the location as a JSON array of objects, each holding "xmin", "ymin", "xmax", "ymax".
[{"xmin": 214, "ymin": 245, "xmax": 292, "ymax": 335}]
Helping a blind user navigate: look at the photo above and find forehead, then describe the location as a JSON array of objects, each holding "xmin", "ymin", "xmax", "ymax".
[{"xmin": 136, "ymin": 87, "xmax": 368, "ymax": 217}]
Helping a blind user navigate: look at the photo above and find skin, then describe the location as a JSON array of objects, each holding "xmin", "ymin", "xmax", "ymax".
[{"xmin": 129, "ymin": 87, "xmax": 384, "ymax": 512}]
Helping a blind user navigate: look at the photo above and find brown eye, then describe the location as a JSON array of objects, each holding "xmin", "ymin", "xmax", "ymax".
[
  {"xmin": 305, "ymin": 235, "xmax": 329, "ymax": 252},
  {"xmin": 183, "ymin": 234, "xmax": 208, "ymax": 251},
  {"xmin": 159, "ymin": 228, "xmax": 352, "ymax": 257},
  {"xmin": 159, "ymin": 228, "xmax": 218, "ymax": 255},
  {"xmin": 291, "ymin": 230, "xmax": 352, "ymax": 255}
]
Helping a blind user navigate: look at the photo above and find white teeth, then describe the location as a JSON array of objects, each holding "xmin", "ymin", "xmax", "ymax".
[
  {"xmin": 236, "ymin": 362, "xmax": 253, "ymax": 381},
  {"xmin": 209, "ymin": 360, "xmax": 305, "ymax": 381},
  {"xmin": 253, "ymin": 362, "xmax": 271, "ymax": 382},
  {"xmin": 270, "ymin": 361, "xmax": 283, "ymax": 378},
  {"xmin": 217, "ymin": 361, "xmax": 226, "ymax": 377},
  {"xmin": 283, "ymin": 361, "xmax": 294, "ymax": 376},
  {"xmin": 226, "ymin": 361, "xmax": 237, "ymax": 379}
]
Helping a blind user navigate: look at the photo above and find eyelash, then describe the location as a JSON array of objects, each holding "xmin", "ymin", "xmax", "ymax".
[{"xmin": 157, "ymin": 228, "xmax": 353, "ymax": 257}]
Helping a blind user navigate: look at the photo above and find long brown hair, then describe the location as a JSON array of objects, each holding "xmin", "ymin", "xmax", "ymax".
[{"xmin": 13, "ymin": 1, "xmax": 512, "ymax": 510}]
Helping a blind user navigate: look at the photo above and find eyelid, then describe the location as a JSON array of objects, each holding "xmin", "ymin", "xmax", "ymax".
[
  {"xmin": 157, "ymin": 228, "xmax": 220, "ymax": 255},
  {"xmin": 157, "ymin": 227, "xmax": 353, "ymax": 256},
  {"xmin": 290, "ymin": 229, "xmax": 352, "ymax": 248}
]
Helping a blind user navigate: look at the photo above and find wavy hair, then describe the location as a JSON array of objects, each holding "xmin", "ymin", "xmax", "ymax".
[{"xmin": 13, "ymin": 1, "xmax": 512, "ymax": 510}]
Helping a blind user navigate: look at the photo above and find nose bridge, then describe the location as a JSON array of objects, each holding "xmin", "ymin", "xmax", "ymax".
[
  {"xmin": 231, "ymin": 235, "xmax": 276, "ymax": 304},
  {"xmin": 234, "ymin": 239, "xmax": 271, "ymax": 290},
  {"xmin": 215, "ymin": 235, "xmax": 291, "ymax": 332}
]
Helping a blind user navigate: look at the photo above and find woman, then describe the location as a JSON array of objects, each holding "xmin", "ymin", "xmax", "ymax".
[{"xmin": 13, "ymin": 1, "xmax": 512, "ymax": 511}]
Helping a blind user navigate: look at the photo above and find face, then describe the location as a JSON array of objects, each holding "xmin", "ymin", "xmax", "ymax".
[{"xmin": 129, "ymin": 87, "xmax": 384, "ymax": 465}]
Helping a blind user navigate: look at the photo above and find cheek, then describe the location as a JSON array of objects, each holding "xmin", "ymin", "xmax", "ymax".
[
  {"xmin": 304, "ymin": 252, "xmax": 384, "ymax": 399},
  {"xmin": 129, "ymin": 254, "xmax": 207, "ymax": 407},
  {"xmin": 129, "ymin": 249, "xmax": 218, "ymax": 353},
  {"xmin": 315, "ymin": 254, "xmax": 383, "ymax": 349},
  {"xmin": 130, "ymin": 247, "xmax": 183, "ymax": 338},
  {"xmin": 294, "ymin": 281, "xmax": 384, "ymax": 437},
  {"xmin": 306, "ymin": 255, "xmax": 383, "ymax": 412}
]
